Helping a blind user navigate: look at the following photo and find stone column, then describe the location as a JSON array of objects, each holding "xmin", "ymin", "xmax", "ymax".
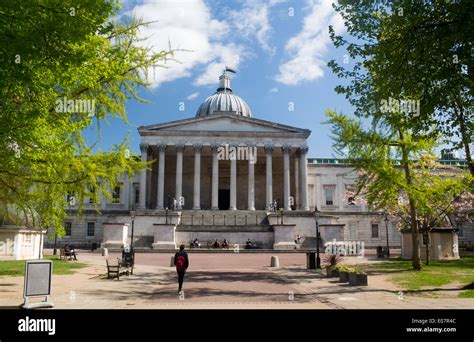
[
  {"xmin": 299, "ymin": 146, "xmax": 309, "ymax": 211},
  {"xmin": 193, "ymin": 144, "xmax": 202, "ymax": 210},
  {"xmin": 211, "ymin": 144, "xmax": 219, "ymax": 210},
  {"xmin": 123, "ymin": 174, "xmax": 130, "ymax": 210},
  {"xmin": 265, "ymin": 145, "xmax": 273, "ymax": 210},
  {"xmin": 247, "ymin": 149, "xmax": 255, "ymax": 211},
  {"xmin": 282, "ymin": 146, "xmax": 291, "ymax": 211},
  {"xmin": 175, "ymin": 144, "xmax": 184, "ymax": 210},
  {"xmin": 294, "ymin": 156, "xmax": 299, "ymax": 210},
  {"xmin": 230, "ymin": 151, "xmax": 237, "ymax": 210},
  {"xmin": 157, "ymin": 144, "xmax": 166, "ymax": 210},
  {"xmin": 139, "ymin": 143, "xmax": 148, "ymax": 209}
]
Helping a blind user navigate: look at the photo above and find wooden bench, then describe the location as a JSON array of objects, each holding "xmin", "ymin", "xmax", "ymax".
[
  {"xmin": 59, "ymin": 248, "xmax": 77, "ymax": 261},
  {"xmin": 106, "ymin": 258, "xmax": 132, "ymax": 280}
]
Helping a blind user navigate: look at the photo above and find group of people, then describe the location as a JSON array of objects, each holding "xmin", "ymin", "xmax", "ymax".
[
  {"xmin": 213, "ymin": 239, "xmax": 229, "ymax": 248},
  {"xmin": 245, "ymin": 239, "xmax": 258, "ymax": 249},
  {"xmin": 190, "ymin": 238, "xmax": 230, "ymax": 248}
]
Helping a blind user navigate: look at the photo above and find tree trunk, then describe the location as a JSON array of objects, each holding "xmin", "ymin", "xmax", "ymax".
[
  {"xmin": 425, "ymin": 242, "xmax": 430, "ymax": 266},
  {"xmin": 399, "ymin": 130, "xmax": 422, "ymax": 270},
  {"xmin": 455, "ymin": 101, "xmax": 473, "ymax": 176}
]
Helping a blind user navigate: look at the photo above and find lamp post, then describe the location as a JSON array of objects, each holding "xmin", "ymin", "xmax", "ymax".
[
  {"xmin": 314, "ymin": 208, "xmax": 321, "ymax": 269},
  {"xmin": 384, "ymin": 215, "xmax": 390, "ymax": 258},
  {"xmin": 130, "ymin": 212, "xmax": 135, "ymax": 250}
]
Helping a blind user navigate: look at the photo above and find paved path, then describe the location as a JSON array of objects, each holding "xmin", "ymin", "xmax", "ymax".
[{"xmin": 0, "ymin": 251, "xmax": 472, "ymax": 309}]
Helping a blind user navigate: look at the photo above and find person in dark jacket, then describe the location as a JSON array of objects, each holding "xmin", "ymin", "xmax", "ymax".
[{"xmin": 174, "ymin": 244, "xmax": 189, "ymax": 293}]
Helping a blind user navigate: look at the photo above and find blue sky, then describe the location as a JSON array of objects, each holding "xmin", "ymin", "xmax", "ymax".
[{"xmin": 86, "ymin": 0, "xmax": 353, "ymax": 158}]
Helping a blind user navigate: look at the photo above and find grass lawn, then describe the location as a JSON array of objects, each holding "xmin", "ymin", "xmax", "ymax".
[
  {"xmin": 364, "ymin": 255, "xmax": 474, "ymax": 298},
  {"xmin": 0, "ymin": 256, "xmax": 87, "ymax": 277}
]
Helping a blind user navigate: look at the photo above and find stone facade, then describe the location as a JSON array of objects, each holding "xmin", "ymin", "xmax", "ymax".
[{"xmin": 45, "ymin": 72, "xmax": 469, "ymax": 251}]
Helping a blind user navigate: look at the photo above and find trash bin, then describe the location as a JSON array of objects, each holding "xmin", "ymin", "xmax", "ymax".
[
  {"xmin": 376, "ymin": 246, "xmax": 384, "ymax": 258},
  {"xmin": 306, "ymin": 252, "xmax": 316, "ymax": 269},
  {"xmin": 91, "ymin": 242, "xmax": 98, "ymax": 251}
]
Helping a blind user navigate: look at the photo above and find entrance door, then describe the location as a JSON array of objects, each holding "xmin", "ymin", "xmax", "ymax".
[{"xmin": 218, "ymin": 190, "xmax": 230, "ymax": 210}]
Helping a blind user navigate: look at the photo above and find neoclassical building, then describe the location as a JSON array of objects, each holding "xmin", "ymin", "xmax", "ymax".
[{"xmin": 52, "ymin": 71, "xmax": 413, "ymax": 250}]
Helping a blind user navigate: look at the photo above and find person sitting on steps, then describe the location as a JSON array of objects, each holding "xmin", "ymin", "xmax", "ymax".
[{"xmin": 191, "ymin": 238, "xmax": 201, "ymax": 248}]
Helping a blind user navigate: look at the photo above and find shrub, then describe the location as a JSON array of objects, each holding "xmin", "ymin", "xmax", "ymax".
[{"xmin": 322, "ymin": 254, "xmax": 343, "ymax": 269}]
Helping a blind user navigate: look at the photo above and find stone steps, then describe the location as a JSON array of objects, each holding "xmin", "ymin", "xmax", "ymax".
[{"xmin": 176, "ymin": 225, "xmax": 273, "ymax": 232}]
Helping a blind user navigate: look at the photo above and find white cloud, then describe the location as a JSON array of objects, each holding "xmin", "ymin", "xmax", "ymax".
[
  {"xmin": 194, "ymin": 43, "xmax": 250, "ymax": 86},
  {"xmin": 228, "ymin": 1, "xmax": 279, "ymax": 54},
  {"xmin": 275, "ymin": 0, "xmax": 345, "ymax": 85},
  {"xmin": 186, "ymin": 92, "xmax": 200, "ymax": 100},
  {"xmin": 269, "ymin": 87, "xmax": 279, "ymax": 93},
  {"xmin": 130, "ymin": 0, "xmax": 243, "ymax": 87}
]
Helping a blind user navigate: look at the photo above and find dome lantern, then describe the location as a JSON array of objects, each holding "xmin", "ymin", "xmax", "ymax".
[{"xmin": 196, "ymin": 69, "xmax": 252, "ymax": 117}]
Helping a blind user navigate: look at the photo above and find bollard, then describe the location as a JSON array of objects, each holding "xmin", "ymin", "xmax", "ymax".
[
  {"xmin": 102, "ymin": 248, "xmax": 108, "ymax": 257},
  {"xmin": 270, "ymin": 255, "xmax": 279, "ymax": 267},
  {"xmin": 170, "ymin": 256, "xmax": 175, "ymax": 267}
]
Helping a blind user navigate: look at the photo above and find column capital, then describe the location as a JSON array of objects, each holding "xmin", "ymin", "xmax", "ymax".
[
  {"xmin": 158, "ymin": 144, "xmax": 167, "ymax": 152},
  {"xmin": 193, "ymin": 144, "xmax": 203, "ymax": 152},
  {"xmin": 175, "ymin": 144, "xmax": 185, "ymax": 152},
  {"xmin": 282, "ymin": 146, "xmax": 292, "ymax": 154},
  {"xmin": 299, "ymin": 146, "xmax": 309, "ymax": 155},
  {"xmin": 264, "ymin": 145, "xmax": 273, "ymax": 154},
  {"xmin": 211, "ymin": 144, "xmax": 220, "ymax": 152},
  {"xmin": 139, "ymin": 143, "xmax": 149, "ymax": 152}
]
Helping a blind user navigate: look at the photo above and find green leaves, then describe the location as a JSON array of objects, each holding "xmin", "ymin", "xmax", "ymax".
[
  {"xmin": 0, "ymin": 0, "xmax": 170, "ymax": 234},
  {"xmin": 329, "ymin": 0, "xmax": 474, "ymax": 175}
]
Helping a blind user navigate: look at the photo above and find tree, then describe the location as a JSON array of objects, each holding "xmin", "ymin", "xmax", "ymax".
[
  {"xmin": 328, "ymin": 0, "xmax": 473, "ymax": 175},
  {"xmin": 325, "ymin": 110, "xmax": 471, "ymax": 270},
  {"xmin": 0, "ymin": 0, "xmax": 174, "ymax": 234}
]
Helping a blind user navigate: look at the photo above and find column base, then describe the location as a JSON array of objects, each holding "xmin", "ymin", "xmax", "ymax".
[
  {"xmin": 247, "ymin": 207, "xmax": 255, "ymax": 211},
  {"xmin": 192, "ymin": 206, "xmax": 201, "ymax": 210},
  {"xmin": 211, "ymin": 206, "xmax": 219, "ymax": 210}
]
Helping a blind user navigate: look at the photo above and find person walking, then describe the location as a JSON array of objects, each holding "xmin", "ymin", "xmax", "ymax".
[{"xmin": 174, "ymin": 244, "xmax": 189, "ymax": 293}]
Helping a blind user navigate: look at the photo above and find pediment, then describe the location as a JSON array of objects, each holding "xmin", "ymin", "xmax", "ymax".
[{"xmin": 139, "ymin": 113, "xmax": 310, "ymax": 136}]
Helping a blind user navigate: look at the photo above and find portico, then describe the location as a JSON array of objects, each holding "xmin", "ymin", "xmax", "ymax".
[{"xmin": 137, "ymin": 115, "xmax": 310, "ymax": 212}]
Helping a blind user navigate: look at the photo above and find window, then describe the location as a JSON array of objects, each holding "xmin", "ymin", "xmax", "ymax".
[
  {"xmin": 64, "ymin": 222, "xmax": 72, "ymax": 236},
  {"xmin": 371, "ymin": 223, "xmax": 379, "ymax": 238},
  {"xmin": 324, "ymin": 186, "xmax": 335, "ymax": 206},
  {"xmin": 112, "ymin": 184, "xmax": 121, "ymax": 203},
  {"xmin": 134, "ymin": 185, "xmax": 140, "ymax": 204},
  {"xmin": 87, "ymin": 222, "xmax": 95, "ymax": 236},
  {"xmin": 349, "ymin": 223, "xmax": 358, "ymax": 240}
]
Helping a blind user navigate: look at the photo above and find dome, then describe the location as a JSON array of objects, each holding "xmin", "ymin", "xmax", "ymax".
[{"xmin": 196, "ymin": 72, "xmax": 252, "ymax": 117}]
